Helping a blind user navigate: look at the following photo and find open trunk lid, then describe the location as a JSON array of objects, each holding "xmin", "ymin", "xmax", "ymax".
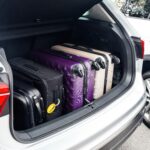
[{"xmin": 0, "ymin": 0, "xmax": 99, "ymax": 30}]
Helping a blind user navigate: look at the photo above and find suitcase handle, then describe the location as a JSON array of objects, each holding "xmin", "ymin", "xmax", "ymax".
[
  {"xmin": 33, "ymin": 96, "xmax": 43, "ymax": 123},
  {"xmin": 24, "ymin": 64, "xmax": 39, "ymax": 71}
]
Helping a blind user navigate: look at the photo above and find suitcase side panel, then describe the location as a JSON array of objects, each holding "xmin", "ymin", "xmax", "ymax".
[
  {"xmin": 93, "ymin": 70, "xmax": 105, "ymax": 99},
  {"xmin": 106, "ymin": 65, "xmax": 114, "ymax": 92}
]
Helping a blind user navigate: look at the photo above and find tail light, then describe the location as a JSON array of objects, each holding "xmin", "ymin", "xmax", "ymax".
[
  {"xmin": 0, "ymin": 82, "xmax": 10, "ymax": 115},
  {"xmin": 132, "ymin": 37, "xmax": 145, "ymax": 59},
  {"xmin": 140, "ymin": 39, "xmax": 145, "ymax": 58}
]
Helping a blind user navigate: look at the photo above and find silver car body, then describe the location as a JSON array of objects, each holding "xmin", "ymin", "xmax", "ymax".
[{"xmin": 0, "ymin": 0, "xmax": 146, "ymax": 149}]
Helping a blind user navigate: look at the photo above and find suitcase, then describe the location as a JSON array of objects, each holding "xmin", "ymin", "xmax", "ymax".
[
  {"xmin": 31, "ymin": 50, "xmax": 95, "ymax": 111},
  {"xmin": 51, "ymin": 44, "xmax": 108, "ymax": 99},
  {"xmin": 14, "ymin": 80, "xmax": 44, "ymax": 130},
  {"xmin": 10, "ymin": 58, "xmax": 64, "ymax": 121},
  {"xmin": 47, "ymin": 50, "xmax": 97, "ymax": 102},
  {"xmin": 63, "ymin": 43, "xmax": 120, "ymax": 92}
]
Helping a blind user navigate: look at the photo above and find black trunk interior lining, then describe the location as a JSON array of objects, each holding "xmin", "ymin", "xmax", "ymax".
[
  {"xmin": 0, "ymin": 0, "xmax": 99, "ymax": 29},
  {"xmin": 0, "ymin": 20, "xmax": 123, "ymax": 60}
]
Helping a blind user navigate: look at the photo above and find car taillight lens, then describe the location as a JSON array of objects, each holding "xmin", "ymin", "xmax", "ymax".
[
  {"xmin": 0, "ymin": 82, "xmax": 10, "ymax": 114},
  {"xmin": 141, "ymin": 39, "xmax": 145, "ymax": 59},
  {"xmin": 132, "ymin": 37, "xmax": 145, "ymax": 59}
]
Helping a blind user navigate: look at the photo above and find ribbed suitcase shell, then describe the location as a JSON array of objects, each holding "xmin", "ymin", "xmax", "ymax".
[
  {"xmin": 31, "ymin": 51, "xmax": 86, "ymax": 111},
  {"xmin": 51, "ymin": 45, "xmax": 107, "ymax": 99}
]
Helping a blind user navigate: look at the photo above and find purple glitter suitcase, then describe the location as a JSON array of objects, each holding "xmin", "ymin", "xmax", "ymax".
[
  {"xmin": 31, "ymin": 50, "xmax": 97, "ymax": 111},
  {"xmin": 51, "ymin": 50, "xmax": 97, "ymax": 103}
]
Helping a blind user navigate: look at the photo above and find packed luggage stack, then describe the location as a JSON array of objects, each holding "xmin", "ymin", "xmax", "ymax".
[{"xmin": 10, "ymin": 43, "xmax": 120, "ymax": 130}]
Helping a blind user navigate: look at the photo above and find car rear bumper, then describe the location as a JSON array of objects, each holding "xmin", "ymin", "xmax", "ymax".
[
  {"xmin": 0, "ymin": 60, "xmax": 147, "ymax": 150},
  {"xmin": 101, "ymin": 105, "xmax": 145, "ymax": 150}
]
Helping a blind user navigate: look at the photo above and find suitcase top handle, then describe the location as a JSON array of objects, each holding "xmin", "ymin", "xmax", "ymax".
[
  {"xmin": 24, "ymin": 64, "xmax": 39, "ymax": 71},
  {"xmin": 33, "ymin": 96, "xmax": 44, "ymax": 123}
]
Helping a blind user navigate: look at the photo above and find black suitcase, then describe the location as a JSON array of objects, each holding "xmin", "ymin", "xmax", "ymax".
[
  {"xmin": 14, "ymin": 80, "xmax": 44, "ymax": 130},
  {"xmin": 10, "ymin": 58, "xmax": 64, "ymax": 122}
]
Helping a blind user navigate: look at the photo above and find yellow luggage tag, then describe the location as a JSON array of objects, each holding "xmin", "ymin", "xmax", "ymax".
[{"xmin": 47, "ymin": 99, "xmax": 60, "ymax": 114}]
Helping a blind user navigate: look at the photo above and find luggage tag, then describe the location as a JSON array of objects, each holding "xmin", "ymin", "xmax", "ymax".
[{"xmin": 47, "ymin": 98, "xmax": 60, "ymax": 114}]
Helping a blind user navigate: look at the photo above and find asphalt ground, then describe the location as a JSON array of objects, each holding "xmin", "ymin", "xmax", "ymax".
[{"xmin": 118, "ymin": 123, "xmax": 150, "ymax": 150}]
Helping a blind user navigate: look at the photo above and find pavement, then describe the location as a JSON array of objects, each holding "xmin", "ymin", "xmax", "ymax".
[{"xmin": 118, "ymin": 123, "xmax": 150, "ymax": 150}]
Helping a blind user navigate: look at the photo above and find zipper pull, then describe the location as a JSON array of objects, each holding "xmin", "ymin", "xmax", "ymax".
[
  {"xmin": 47, "ymin": 90, "xmax": 61, "ymax": 115},
  {"xmin": 47, "ymin": 99, "xmax": 60, "ymax": 114}
]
